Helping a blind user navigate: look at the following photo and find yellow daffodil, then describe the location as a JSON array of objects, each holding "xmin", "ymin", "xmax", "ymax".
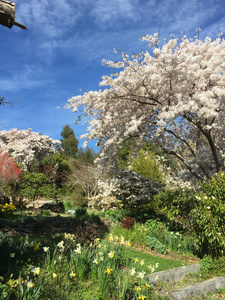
[
  {"xmin": 138, "ymin": 295, "xmax": 147, "ymax": 300},
  {"xmin": 53, "ymin": 273, "xmax": 57, "ymax": 278},
  {"xmin": 134, "ymin": 258, "xmax": 139, "ymax": 263},
  {"xmin": 135, "ymin": 286, "xmax": 141, "ymax": 292},
  {"xmin": 27, "ymin": 281, "xmax": 34, "ymax": 288},
  {"xmin": 105, "ymin": 267, "xmax": 112, "ymax": 274},
  {"xmin": 144, "ymin": 282, "xmax": 150, "ymax": 289}
]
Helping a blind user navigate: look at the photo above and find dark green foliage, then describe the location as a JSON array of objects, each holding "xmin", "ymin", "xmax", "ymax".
[
  {"xmin": 41, "ymin": 152, "xmax": 71, "ymax": 187},
  {"xmin": 145, "ymin": 236, "xmax": 168, "ymax": 254},
  {"xmin": 111, "ymin": 169, "xmax": 164, "ymax": 209},
  {"xmin": 60, "ymin": 124, "xmax": 79, "ymax": 158},
  {"xmin": 20, "ymin": 172, "xmax": 57, "ymax": 201},
  {"xmin": 77, "ymin": 146, "xmax": 95, "ymax": 163},
  {"xmin": 190, "ymin": 172, "xmax": 225, "ymax": 258},
  {"xmin": 200, "ymin": 255, "xmax": 225, "ymax": 276},
  {"xmin": 153, "ymin": 188, "xmax": 197, "ymax": 230}
]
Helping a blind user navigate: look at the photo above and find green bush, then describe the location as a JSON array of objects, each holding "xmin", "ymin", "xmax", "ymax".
[
  {"xmin": 131, "ymin": 149, "xmax": 164, "ymax": 182},
  {"xmin": 20, "ymin": 172, "xmax": 57, "ymax": 202},
  {"xmin": 200, "ymin": 255, "xmax": 225, "ymax": 276},
  {"xmin": 153, "ymin": 188, "xmax": 197, "ymax": 231},
  {"xmin": 191, "ymin": 172, "xmax": 225, "ymax": 257},
  {"xmin": 145, "ymin": 236, "xmax": 168, "ymax": 254}
]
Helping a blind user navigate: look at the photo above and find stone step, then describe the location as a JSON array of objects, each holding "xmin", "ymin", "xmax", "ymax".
[
  {"xmin": 146, "ymin": 263, "xmax": 201, "ymax": 285},
  {"xmin": 146, "ymin": 263, "xmax": 225, "ymax": 299},
  {"xmin": 169, "ymin": 276, "xmax": 225, "ymax": 300}
]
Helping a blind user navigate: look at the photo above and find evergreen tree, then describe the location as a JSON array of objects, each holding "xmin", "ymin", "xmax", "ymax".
[{"xmin": 60, "ymin": 124, "xmax": 78, "ymax": 158}]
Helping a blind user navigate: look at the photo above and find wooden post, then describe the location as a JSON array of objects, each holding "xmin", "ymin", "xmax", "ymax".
[{"xmin": 0, "ymin": 0, "xmax": 27, "ymax": 30}]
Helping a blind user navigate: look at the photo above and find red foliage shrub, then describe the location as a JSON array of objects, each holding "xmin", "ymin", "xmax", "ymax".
[
  {"xmin": 0, "ymin": 152, "xmax": 22, "ymax": 185},
  {"xmin": 121, "ymin": 216, "xmax": 135, "ymax": 229}
]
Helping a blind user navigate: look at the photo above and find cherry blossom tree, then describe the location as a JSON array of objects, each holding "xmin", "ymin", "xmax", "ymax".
[
  {"xmin": 0, "ymin": 128, "xmax": 60, "ymax": 171},
  {"xmin": 67, "ymin": 30, "xmax": 225, "ymax": 181}
]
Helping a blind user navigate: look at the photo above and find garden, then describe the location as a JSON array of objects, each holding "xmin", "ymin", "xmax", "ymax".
[{"xmin": 1, "ymin": 31, "xmax": 225, "ymax": 299}]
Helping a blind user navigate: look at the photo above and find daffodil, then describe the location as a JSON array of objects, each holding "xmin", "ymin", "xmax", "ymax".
[
  {"xmin": 43, "ymin": 247, "xmax": 49, "ymax": 252},
  {"xmin": 135, "ymin": 286, "xmax": 141, "ymax": 292},
  {"xmin": 140, "ymin": 260, "xmax": 144, "ymax": 266},
  {"xmin": 74, "ymin": 245, "xmax": 82, "ymax": 254},
  {"xmin": 129, "ymin": 267, "xmax": 136, "ymax": 276},
  {"xmin": 108, "ymin": 234, "xmax": 113, "ymax": 241},
  {"xmin": 93, "ymin": 258, "xmax": 98, "ymax": 264},
  {"xmin": 134, "ymin": 258, "xmax": 139, "ymax": 263},
  {"xmin": 70, "ymin": 271, "xmax": 76, "ymax": 278},
  {"xmin": 108, "ymin": 250, "xmax": 115, "ymax": 258},
  {"xmin": 144, "ymin": 282, "xmax": 150, "ymax": 289},
  {"xmin": 27, "ymin": 281, "xmax": 34, "ymax": 288},
  {"xmin": 137, "ymin": 271, "xmax": 146, "ymax": 279},
  {"xmin": 105, "ymin": 267, "xmax": 112, "ymax": 274},
  {"xmin": 138, "ymin": 295, "xmax": 147, "ymax": 300},
  {"xmin": 53, "ymin": 273, "xmax": 57, "ymax": 278},
  {"xmin": 31, "ymin": 267, "xmax": 40, "ymax": 276}
]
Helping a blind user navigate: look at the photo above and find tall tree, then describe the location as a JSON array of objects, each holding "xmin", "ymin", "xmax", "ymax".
[
  {"xmin": 60, "ymin": 124, "xmax": 78, "ymax": 158},
  {"xmin": 67, "ymin": 31, "xmax": 225, "ymax": 181},
  {"xmin": 0, "ymin": 129, "xmax": 60, "ymax": 171}
]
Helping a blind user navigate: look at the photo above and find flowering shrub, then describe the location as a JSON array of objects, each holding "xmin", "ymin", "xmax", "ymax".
[{"xmin": 88, "ymin": 195, "xmax": 123, "ymax": 211}]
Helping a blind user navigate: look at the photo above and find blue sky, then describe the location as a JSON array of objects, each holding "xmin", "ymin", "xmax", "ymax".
[{"xmin": 0, "ymin": 0, "xmax": 225, "ymax": 152}]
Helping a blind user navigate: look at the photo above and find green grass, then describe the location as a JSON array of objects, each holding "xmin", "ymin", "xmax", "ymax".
[{"xmin": 123, "ymin": 246, "xmax": 184, "ymax": 273}]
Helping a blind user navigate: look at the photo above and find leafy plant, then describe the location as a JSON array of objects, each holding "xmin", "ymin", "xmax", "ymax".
[
  {"xmin": 121, "ymin": 216, "xmax": 135, "ymax": 229},
  {"xmin": 145, "ymin": 236, "xmax": 168, "ymax": 254},
  {"xmin": 20, "ymin": 172, "xmax": 57, "ymax": 202},
  {"xmin": 111, "ymin": 169, "xmax": 164, "ymax": 209},
  {"xmin": 191, "ymin": 172, "xmax": 225, "ymax": 257}
]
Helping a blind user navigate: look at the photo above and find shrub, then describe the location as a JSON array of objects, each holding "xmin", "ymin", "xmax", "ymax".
[
  {"xmin": 110, "ymin": 169, "xmax": 164, "ymax": 209},
  {"xmin": 0, "ymin": 152, "xmax": 22, "ymax": 201},
  {"xmin": 153, "ymin": 188, "xmax": 197, "ymax": 230},
  {"xmin": 88, "ymin": 195, "xmax": 123, "ymax": 211},
  {"xmin": 190, "ymin": 172, "xmax": 225, "ymax": 257},
  {"xmin": 131, "ymin": 149, "xmax": 165, "ymax": 182},
  {"xmin": 200, "ymin": 255, "xmax": 225, "ymax": 276},
  {"xmin": 20, "ymin": 172, "xmax": 57, "ymax": 202},
  {"xmin": 121, "ymin": 216, "xmax": 135, "ymax": 230},
  {"xmin": 145, "ymin": 236, "xmax": 168, "ymax": 254}
]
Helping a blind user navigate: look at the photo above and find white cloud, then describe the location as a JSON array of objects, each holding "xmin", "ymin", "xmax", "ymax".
[
  {"xmin": 90, "ymin": 0, "xmax": 139, "ymax": 26},
  {"xmin": 0, "ymin": 65, "xmax": 50, "ymax": 92}
]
